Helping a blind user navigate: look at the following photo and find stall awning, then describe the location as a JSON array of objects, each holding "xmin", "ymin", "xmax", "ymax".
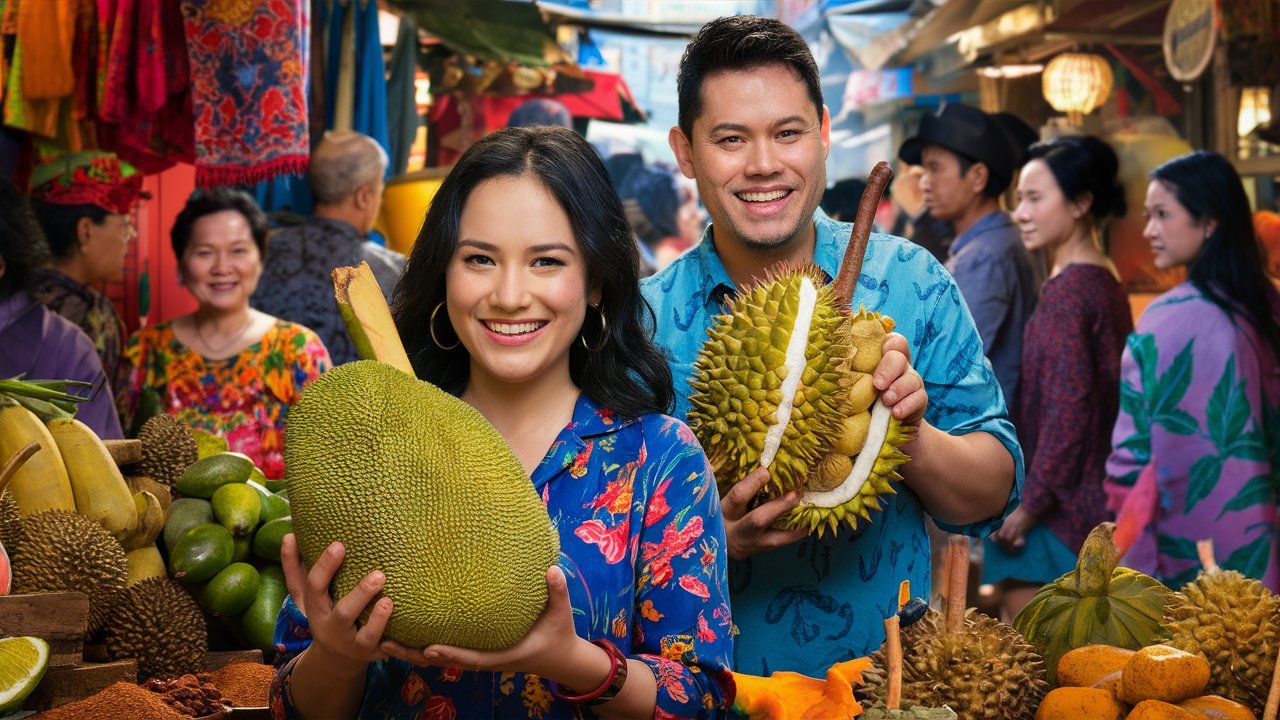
[{"xmin": 384, "ymin": 0, "xmax": 554, "ymax": 65}]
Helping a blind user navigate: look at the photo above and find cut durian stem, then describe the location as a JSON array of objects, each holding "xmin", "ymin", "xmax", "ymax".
[
  {"xmin": 759, "ymin": 276, "xmax": 819, "ymax": 470},
  {"xmin": 831, "ymin": 161, "xmax": 894, "ymax": 311},
  {"xmin": 945, "ymin": 535, "xmax": 969, "ymax": 635},
  {"xmin": 803, "ymin": 401, "xmax": 894, "ymax": 508},
  {"xmin": 1266, "ymin": 641, "xmax": 1280, "ymax": 720}
]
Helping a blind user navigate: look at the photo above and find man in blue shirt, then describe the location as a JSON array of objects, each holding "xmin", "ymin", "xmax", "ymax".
[
  {"xmin": 640, "ymin": 16, "xmax": 1023, "ymax": 676},
  {"xmin": 900, "ymin": 104, "xmax": 1041, "ymax": 411}
]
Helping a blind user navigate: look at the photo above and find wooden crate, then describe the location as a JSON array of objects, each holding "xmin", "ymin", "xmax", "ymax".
[{"xmin": 0, "ymin": 591, "xmax": 89, "ymax": 667}]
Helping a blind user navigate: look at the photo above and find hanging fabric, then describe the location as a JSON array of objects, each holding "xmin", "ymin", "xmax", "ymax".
[
  {"xmin": 181, "ymin": 0, "xmax": 310, "ymax": 187},
  {"xmin": 385, "ymin": 14, "xmax": 418, "ymax": 176}
]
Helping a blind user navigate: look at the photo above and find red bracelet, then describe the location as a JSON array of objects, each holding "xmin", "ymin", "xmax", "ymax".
[{"xmin": 548, "ymin": 639, "xmax": 629, "ymax": 706}]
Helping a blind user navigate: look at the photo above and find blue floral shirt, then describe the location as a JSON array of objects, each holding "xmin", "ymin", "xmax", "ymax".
[
  {"xmin": 641, "ymin": 209, "xmax": 1023, "ymax": 676},
  {"xmin": 269, "ymin": 394, "xmax": 735, "ymax": 719}
]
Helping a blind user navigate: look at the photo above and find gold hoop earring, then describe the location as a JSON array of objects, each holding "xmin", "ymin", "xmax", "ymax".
[
  {"xmin": 429, "ymin": 301, "xmax": 460, "ymax": 351},
  {"xmin": 580, "ymin": 305, "xmax": 608, "ymax": 352}
]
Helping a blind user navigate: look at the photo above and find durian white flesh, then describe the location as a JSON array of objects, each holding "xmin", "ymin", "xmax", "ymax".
[
  {"xmin": 759, "ymin": 277, "xmax": 818, "ymax": 470},
  {"xmin": 803, "ymin": 400, "xmax": 893, "ymax": 508}
]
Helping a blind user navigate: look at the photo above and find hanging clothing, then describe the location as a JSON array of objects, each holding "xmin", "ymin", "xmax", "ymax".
[
  {"xmin": 384, "ymin": 14, "xmax": 419, "ymax": 176},
  {"xmin": 181, "ymin": 0, "xmax": 310, "ymax": 186}
]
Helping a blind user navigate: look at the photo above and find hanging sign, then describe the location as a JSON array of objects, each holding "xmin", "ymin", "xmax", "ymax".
[{"xmin": 1163, "ymin": 0, "xmax": 1218, "ymax": 82}]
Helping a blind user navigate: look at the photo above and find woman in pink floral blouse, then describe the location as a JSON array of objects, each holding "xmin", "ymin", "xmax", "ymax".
[
  {"xmin": 116, "ymin": 188, "xmax": 330, "ymax": 479},
  {"xmin": 270, "ymin": 127, "xmax": 733, "ymax": 719}
]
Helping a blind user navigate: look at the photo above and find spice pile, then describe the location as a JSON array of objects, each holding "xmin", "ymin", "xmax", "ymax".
[
  {"xmin": 143, "ymin": 673, "xmax": 228, "ymax": 717},
  {"xmin": 210, "ymin": 661, "xmax": 275, "ymax": 708},
  {"xmin": 33, "ymin": 681, "xmax": 182, "ymax": 720}
]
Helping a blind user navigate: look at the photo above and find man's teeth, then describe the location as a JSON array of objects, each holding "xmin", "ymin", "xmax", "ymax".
[
  {"xmin": 738, "ymin": 190, "xmax": 789, "ymax": 202},
  {"xmin": 486, "ymin": 321, "xmax": 543, "ymax": 335}
]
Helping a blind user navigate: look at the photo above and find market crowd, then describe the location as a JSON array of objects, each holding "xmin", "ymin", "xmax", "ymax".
[{"xmin": 2, "ymin": 12, "xmax": 1278, "ymax": 720}]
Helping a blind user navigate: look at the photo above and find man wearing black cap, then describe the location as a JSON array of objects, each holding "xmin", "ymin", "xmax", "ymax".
[{"xmin": 899, "ymin": 103, "xmax": 1041, "ymax": 411}]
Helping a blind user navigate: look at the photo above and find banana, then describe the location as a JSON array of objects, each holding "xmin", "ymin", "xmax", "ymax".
[
  {"xmin": 121, "ymin": 491, "xmax": 165, "ymax": 551},
  {"xmin": 0, "ymin": 403, "xmax": 75, "ymax": 514},
  {"xmin": 126, "ymin": 475, "xmax": 172, "ymax": 513},
  {"xmin": 46, "ymin": 418, "xmax": 138, "ymax": 543}
]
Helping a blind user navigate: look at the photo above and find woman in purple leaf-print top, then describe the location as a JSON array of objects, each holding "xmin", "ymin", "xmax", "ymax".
[
  {"xmin": 270, "ymin": 127, "xmax": 733, "ymax": 720},
  {"xmin": 1106, "ymin": 151, "xmax": 1280, "ymax": 591}
]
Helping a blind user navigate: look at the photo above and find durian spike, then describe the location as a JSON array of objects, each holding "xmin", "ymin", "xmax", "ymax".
[
  {"xmin": 830, "ymin": 161, "xmax": 893, "ymax": 311},
  {"xmin": 0, "ymin": 441, "xmax": 39, "ymax": 495},
  {"xmin": 332, "ymin": 262, "xmax": 415, "ymax": 376},
  {"xmin": 945, "ymin": 535, "xmax": 970, "ymax": 634},
  {"xmin": 1196, "ymin": 538, "xmax": 1220, "ymax": 573},
  {"xmin": 1265, "ymin": 639, "xmax": 1280, "ymax": 720},
  {"xmin": 884, "ymin": 612, "xmax": 902, "ymax": 709}
]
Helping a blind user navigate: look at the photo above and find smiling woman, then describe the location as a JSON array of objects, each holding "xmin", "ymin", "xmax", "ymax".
[
  {"xmin": 268, "ymin": 127, "xmax": 734, "ymax": 720},
  {"xmin": 115, "ymin": 188, "xmax": 331, "ymax": 479}
]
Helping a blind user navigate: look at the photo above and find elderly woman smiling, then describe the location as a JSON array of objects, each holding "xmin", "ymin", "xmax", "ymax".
[{"xmin": 116, "ymin": 188, "xmax": 330, "ymax": 479}]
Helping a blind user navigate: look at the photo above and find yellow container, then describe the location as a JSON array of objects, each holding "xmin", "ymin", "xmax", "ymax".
[{"xmin": 376, "ymin": 166, "xmax": 453, "ymax": 254}]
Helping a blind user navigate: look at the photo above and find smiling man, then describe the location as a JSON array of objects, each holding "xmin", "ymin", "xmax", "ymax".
[{"xmin": 640, "ymin": 15, "xmax": 1024, "ymax": 676}]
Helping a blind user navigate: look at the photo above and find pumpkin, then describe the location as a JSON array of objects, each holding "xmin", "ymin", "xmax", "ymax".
[
  {"xmin": 1033, "ymin": 687, "xmax": 1125, "ymax": 719},
  {"xmin": 730, "ymin": 656, "xmax": 871, "ymax": 719},
  {"xmin": 1013, "ymin": 522, "xmax": 1181, "ymax": 686}
]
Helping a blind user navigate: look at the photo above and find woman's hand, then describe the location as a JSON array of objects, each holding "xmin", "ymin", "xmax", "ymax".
[
  {"xmin": 280, "ymin": 533, "xmax": 393, "ymax": 671},
  {"xmin": 993, "ymin": 506, "xmax": 1037, "ymax": 552},
  {"xmin": 874, "ymin": 332, "xmax": 927, "ymax": 424},
  {"xmin": 381, "ymin": 566, "xmax": 579, "ymax": 680}
]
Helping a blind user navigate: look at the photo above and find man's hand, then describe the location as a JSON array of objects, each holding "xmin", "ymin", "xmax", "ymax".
[
  {"xmin": 721, "ymin": 466, "xmax": 808, "ymax": 560},
  {"xmin": 993, "ymin": 506, "xmax": 1036, "ymax": 552},
  {"xmin": 874, "ymin": 332, "xmax": 927, "ymax": 424}
]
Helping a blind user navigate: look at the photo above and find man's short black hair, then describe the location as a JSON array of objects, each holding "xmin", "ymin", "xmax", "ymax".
[{"xmin": 677, "ymin": 15, "xmax": 823, "ymax": 137}]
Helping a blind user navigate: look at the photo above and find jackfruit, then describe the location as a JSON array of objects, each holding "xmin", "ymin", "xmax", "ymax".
[
  {"xmin": 11, "ymin": 509, "xmax": 127, "ymax": 633},
  {"xmin": 286, "ymin": 360, "xmax": 560, "ymax": 650}
]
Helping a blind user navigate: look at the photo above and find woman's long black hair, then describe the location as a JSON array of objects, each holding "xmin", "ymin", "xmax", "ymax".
[
  {"xmin": 1150, "ymin": 150, "xmax": 1280, "ymax": 360},
  {"xmin": 391, "ymin": 127, "xmax": 674, "ymax": 419}
]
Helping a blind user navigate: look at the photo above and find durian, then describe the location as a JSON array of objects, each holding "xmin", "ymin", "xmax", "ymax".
[
  {"xmin": 11, "ymin": 510, "xmax": 127, "ymax": 633},
  {"xmin": 864, "ymin": 538, "xmax": 1049, "ymax": 719},
  {"xmin": 1014, "ymin": 522, "xmax": 1179, "ymax": 687},
  {"xmin": 0, "ymin": 490, "xmax": 19, "ymax": 555},
  {"xmin": 1165, "ymin": 540, "xmax": 1279, "ymax": 715},
  {"xmin": 137, "ymin": 414, "xmax": 198, "ymax": 487},
  {"xmin": 102, "ymin": 577, "xmax": 207, "ymax": 679},
  {"xmin": 686, "ymin": 162, "xmax": 912, "ymax": 537}
]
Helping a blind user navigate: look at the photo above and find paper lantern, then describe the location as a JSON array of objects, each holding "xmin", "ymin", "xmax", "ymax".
[{"xmin": 1042, "ymin": 53, "xmax": 1114, "ymax": 125}]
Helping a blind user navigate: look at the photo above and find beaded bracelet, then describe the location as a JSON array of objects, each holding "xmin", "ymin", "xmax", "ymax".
[{"xmin": 548, "ymin": 638, "xmax": 629, "ymax": 706}]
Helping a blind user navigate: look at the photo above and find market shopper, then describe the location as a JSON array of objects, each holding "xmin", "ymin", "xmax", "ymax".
[
  {"xmin": 252, "ymin": 130, "xmax": 405, "ymax": 366},
  {"xmin": 988, "ymin": 136, "xmax": 1132, "ymax": 620},
  {"xmin": 116, "ymin": 188, "xmax": 330, "ymax": 479},
  {"xmin": 28, "ymin": 151, "xmax": 144, "ymax": 387},
  {"xmin": 899, "ymin": 104, "xmax": 1041, "ymax": 411},
  {"xmin": 0, "ymin": 181, "xmax": 122, "ymax": 440},
  {"xmin": 643, "ymin": 15, "xmax": 1021, "ymax": 675},
  {"xmin": 1106, "ymin": 150, "xmax": 1280, "ymax": 590},
  {"xmin": 270, "ymin": 127, "xmax": 733, "ymax": 719}
]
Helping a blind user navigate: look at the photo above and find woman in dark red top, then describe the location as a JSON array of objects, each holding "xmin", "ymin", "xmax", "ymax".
[{"xmin": 986, "ymin": 135, "xmax": 1133, "ymax": 620}]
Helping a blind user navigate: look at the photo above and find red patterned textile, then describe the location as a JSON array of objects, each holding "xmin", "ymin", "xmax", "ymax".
[
  {"xmin": 181, "ymin": 0, "xmax": 309, "ymax": 187},
  {"xmin": 29, "ymin": 151, "xmax": 145, "ymax": 214}
]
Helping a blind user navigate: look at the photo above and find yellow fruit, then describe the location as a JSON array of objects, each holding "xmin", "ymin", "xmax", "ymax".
[
  {"xmin": 47, "ymin": 418, "xmax": 138, "ymax": 543},
  {"xmin": 124, "ymin": 544, "xmax": 167, "ymax": 587},
  {"xmin": 1034, "ymin": 687, "xmax": 1125, "ymax": 719},
  {"xmin": 1057, "ymin": 645, "xmax": 1135, "ymax": 688},
  {"xmin": 286, "ymin": 360, "xmax": 560, "ymax": 650},
  {"xmin": 0, "ymin": 404, "xmax": 74, "ymax": 514},
  {"xmin": 1178, "ymin": 695, "xmax": 1258, "ymax": 719},
  {"xmin": 0, "ymin": 636, "xmax": 49, "ymax": 714},
  {"xmin": 1120, "ymin": 644, "xmax": 1211, "ymax": 705},
  {"xmin": 120, "ymin": 492, "xmax": 165, "ymax": 552}
]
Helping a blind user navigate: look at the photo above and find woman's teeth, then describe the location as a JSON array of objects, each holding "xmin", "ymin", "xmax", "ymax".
[{"xmin": 486, "ymin": 321, "xmax": 543, "ymax": 336}]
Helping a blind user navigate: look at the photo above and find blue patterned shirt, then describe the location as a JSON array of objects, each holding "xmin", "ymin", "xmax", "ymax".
[
  {"xmin": 641, "ymin": 209, "xmax": 1023, "ymax": 676},
  {"xmin": 269, "ymin": 394, "xmax": 734, "ymax": 719}
]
